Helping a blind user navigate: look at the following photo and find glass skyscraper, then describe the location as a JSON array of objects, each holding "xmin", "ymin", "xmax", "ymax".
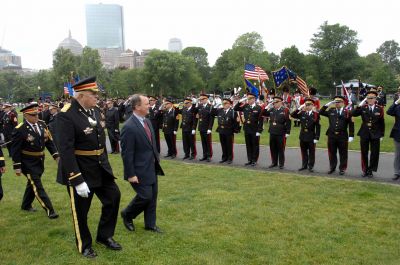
[{"xmin": 85, "ymin": 4, "xmax": 125, "ymax": 50}]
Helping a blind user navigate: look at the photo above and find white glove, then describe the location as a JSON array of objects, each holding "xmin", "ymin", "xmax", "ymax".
[
  {"xmin": 173, "ymin": 131, "xmax": 177, "ymax": 135},
  {"xmin": 285, "ymin": 134, "xmax": 290, "ymax": 138},
  {"xmin": 239, "ymin": 97, "xmax": 247, "ymax": 103},
  {"xmin": 207, "ymin": 129, "xmax": 212, "ymax": 134},
  {"xmin": 313, "ymin": 139, "xmax": 318, "ymax": 144},
  {"xmin": 191, "ymin": 130, "xmax": 196, "ymax": 135},
  {"xmin": 256, "ymin": 132, "xmax": 261, "ymax": 137},
  {"xmin": 75, "ymin": 182, "xmax": 90, "ymax": 198},
  {"xmin": 395, "ymin": 98, "xmax": 400, "ymax": 105},
  {"xmin": 380, "ymin": 137, "xmax": 383, "ymax": 142},
  {"xmin": 114, "ymin": 129, "xmax": 119, "ymax": 132},
  {"xmin": 325, "ymin": 101, "xmax": 335, "ymax": 107},
  {"xmin": 266, "ymin": 103, "xmax": 273, "ymax": 110},
  {"xmin": 348, "ymin": 137, "xmax": 354, "ymax": 142},
  {"xmin": 358, "ymin": 98, "xmax": 367, "ymax": 107},
  {"xmin": 299, "ymin": 104, "xmax": 305, "ymax": 110}
]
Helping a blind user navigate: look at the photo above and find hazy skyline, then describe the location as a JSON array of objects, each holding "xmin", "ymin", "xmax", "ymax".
[{"xmin": 1, "ymin": 0, "xmax": 399, "ymax": 70}]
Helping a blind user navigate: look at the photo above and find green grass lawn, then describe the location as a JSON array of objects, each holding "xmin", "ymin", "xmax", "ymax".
[
  {"xmin": 166, "ymin": 99, "xmax": 396, "ymax": 152},
  {"xmin": 1, "ymin": 155, "xmax": 400, "ymax": 264}
]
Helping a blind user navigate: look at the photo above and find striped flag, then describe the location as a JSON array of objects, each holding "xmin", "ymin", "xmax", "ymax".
[
  {"xmin": 297, "ymin": 76, "xmax": 309, "ymax": 97},
  {"xmin": 244, "ymin": 64, "xmax": 269, "ymax": 81},
  {"xmin": 63, "ymin": 83, "xmax": 69, "ymax": 95}
]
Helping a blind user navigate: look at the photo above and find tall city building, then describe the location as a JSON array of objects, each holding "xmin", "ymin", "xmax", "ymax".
[
  {"xmin": 168, "ymin": 38, "xmax": 183, "ymax": 53},
  {"xmin": 85, "ymin": 4, "xmax": 125, "ymax": 50},
  {"xmin": 0, "ymin": 46, "xmax": 22, "ymax": 70}
]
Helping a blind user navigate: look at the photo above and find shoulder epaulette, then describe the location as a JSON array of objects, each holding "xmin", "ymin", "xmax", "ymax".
[
  {"xmin": 15, "ymin": 122, "xmax": 24, "ymax": 129},
  {"xmin": 61, "ymin": 103, "xmax": 71, "ymax": 112}
]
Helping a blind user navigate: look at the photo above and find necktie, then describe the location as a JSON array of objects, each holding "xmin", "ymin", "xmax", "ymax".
[
  {"xmin": 33, "ymin": 124, "xmax": 40, "ymax": 135},
  {"xmin": 143, "ymin": 120, "xmax": 152, "ymax": 142}
]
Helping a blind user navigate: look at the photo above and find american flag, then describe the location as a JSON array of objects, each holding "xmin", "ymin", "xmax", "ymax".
[
  {"xmin": 297, "ymin": 76, "xmax": 309, "ymax": 97},
  {"xmin": 63, "ymin": 83, "xmax": 69, "ymax": 95},
  {"xmin": 244, "ymin": 64, "xmax": 269, "ymax": 81}
]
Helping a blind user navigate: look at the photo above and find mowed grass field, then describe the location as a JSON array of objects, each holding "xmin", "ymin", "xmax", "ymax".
[
  {"xmin": 1, "ymin": 154, "xmax": 400, "ymax": 264},
  {"xmin": 167, "ymin": 99, "xmax": 397, "ymax": 152}
]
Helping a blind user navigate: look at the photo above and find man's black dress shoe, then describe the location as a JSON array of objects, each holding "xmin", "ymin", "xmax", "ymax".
[
  {"xmin": 82, "ymin": 247, "xmax": 97, "ymax": 258},
  {"xmin": 279, "ymin": 165, "xmax": 284, "ymax": 169},
  {"xmin": 199, "ymin": 157, "xmax": 207, "ymax": 161},
  {"xmin": 308, "ymin": 168, "xmax": 314, "ymax": 173},
  {"xmin": 251, "ymin": 162, "xmax": 257, "ymax": 167},
  {"xmin": 226, "ymin": 160, "xmax": 232, "ymax": 164},
  {"xmin": 22, "ymin": 207, "xmax": 37, "ymax": 212},
  {"xmin": 327, "ymin": 169, "xmax": 335, "ymax": 174},
  {"xmin": 189, "ymin": 156, "xmax": 194, "ymax": 160},
  {"xmin": 339, "ymin": 170, "xmax": 345, "ymax": 175},
  {"xmin": 298, "ymin": 167, "xmax": 307, "ymax": 171},
  {"xmin": 182, "ymin": 156, "xmax": 189, "ymax": 160},
  {"xmin": 393, "ymin": 174, "xmax": 400, "ymax": 181},
  {"xmin": 171, "ymin": 155, "xmax": 176, "ymax": 159},
  {"xmin": 268, "ymin": 164, "xmax": 277, "ymax": 168},
  {"xmin": 145, "ymin": 226, "xmax": 163, "ymax": 233},
  {"xmin": 121, "ymin": 212, "xmax": 135, "ymax": 231},
  {"xmin": 361, "ymin": 172, "xmax": 368, "ymax": 178},
  {"xmin": 219, "ymin": 159, "xmax": 227, "ymax": 163},
  {"xmin": 48, "ymin": 211, "xmax": 59, "ymax": 219},
  {"xmin": 245, "ymin": 161, "xmax": 252, "ymax": 166},
  {"xmin": 206, "ymin": 158, "xmax": 211, "ymax": 162},
  {"xmin": 164, "ymin": 155, "xmax": 171, "ymax": 158},
  {"xmin": 96, "ymin": 237, "xmax": 122, "ymax": 250}
]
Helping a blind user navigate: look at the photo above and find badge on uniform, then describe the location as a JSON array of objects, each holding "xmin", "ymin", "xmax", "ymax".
[
  {"xmin": 26, "ymin": 134, "xmax": 35, "ymax": 142},
  {"xmin": 83, "ymin": 127, "xmax": 93, "ymax": 135},
  {"xmin": 374, "ymin": 113, "xmax": 380, "ymax": 116},
  {"xmin": 272, "ymin": 122, "xmax": 277, "ymax": 125}
]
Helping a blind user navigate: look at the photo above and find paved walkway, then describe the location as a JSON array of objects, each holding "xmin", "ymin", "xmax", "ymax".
[{"xmin": 156, "ymin": 139, "xmax": 398, "ymax": 185}]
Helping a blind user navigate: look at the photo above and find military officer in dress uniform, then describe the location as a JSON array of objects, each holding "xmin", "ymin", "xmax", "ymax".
[
  {"xmin": 47, "ymin": 103, "xmax": 59, "ymax": 145},
  {"xmin": 290, "ymin": 98, "xmax": 320, "ymax": 172},
  {"xmin": 147, "ymin": 96, "xmax": 162, "ymax": 153},
  {"xmin": 178, "ymin": 97, "xmax": 198, "ymax": 160},
  {"xmin": 352, "ymin": 91, "xmax": 385, "ymax": 177},
  {"xmin": 2, "ymin": 103, "xmax": 18, "ymax": 155},
  {"xmin": 197, "ymin": 94, "xmax": 215, "ymax": 162},
  {"xmin": 105, "ymin": 100, "xmax": 120, "ymax": 154},
  {"xmin": 39, "ymin": 103, "xmax": 51, "ymax": 124},
  {"xmin": 215, "ymin": 98, "xmax": 238, "ymax": 164},
  {"xmin": 387, "ymin": 96, "xmax": 400, "ymax": 180},
  {"xmin": 0, "ymin": 146, "xmax": 5, "ymax": 201},
  {"xmin": 319, "ymin": 96, "xmax": 354, "ymax": 175},
  {"xmin": 56, "ymin": 77, "xmax": 122, "ymax": 258},
  {"xmin": 161, "ymin": 98, "xmax": 179, "ymax": 158},
  {"xmin": 10, "ymin": 103, "xmax": 59, "ymax": 218},
  {"xmin": 263, "ymin": 96, "xmax": 291, "ymax": 169},
  {"xmin": 234, "ymin": 93, "xmax": 263, "ymax": 166}
]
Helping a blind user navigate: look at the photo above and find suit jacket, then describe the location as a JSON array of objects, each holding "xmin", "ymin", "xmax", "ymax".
[
  {"xmin": 352, "ymin": 105, "xmax": 384, "ymax": 139},
  {"xmin": 264, "ymin": 106, "xmax": 291, "ymax": 136},
  {"xmin": 319, "ymin": 105, "xmax": 354, "ymax": 139},
  {"xmin": 162, "ymin": 108, "xmax": 179, "ymax": 134},
  {"xmin": 147, "ymin": 105, "xmax": 162, "ymax": 131},
  {"xmin": 214, "ymin": 108, "xmax": 239, "ymax": 135},
  {"xmin": 178, "ymin": 106, "xmax": 198, "ymax": 132},
  {"xmin": 120, "ymin": 115, "xmax": 164, "ymax": 186},
  {"xmin": 197, "ymin": 103, "xmax": 214, "ymax": 132},
  {"xmin": 233, "ymin": 103, "xmax": 263, "ymax": 134},
  {"xmin": 387, "ymin": 103, "xmax": 400, "ymax": 141},
  {"xmin": 290, "ymin": 110, "xmax": 321, "ymax": 142}
]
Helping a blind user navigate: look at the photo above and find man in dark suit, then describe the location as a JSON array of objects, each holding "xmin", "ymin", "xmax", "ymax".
[
  {"xmin": 56, "ymin": 77, "xmax": 122, "ymax": 258},
  {"xmin": 11, "ymin": 103, "xmax": 59, "ymax": 217},
  {"xmin": 120, "ymin": 94, "xmax": 165, "ymax": 234},
  {"xmin": 105, "ymin": 100, "xmax": 120, "ymax": 154},
  {"xmin": 386, "ymin": 96, "xmax": 400, "ymax": 180},
  {"xmin": 147, "ymin": 96, "xmax": 162, "ymax": 153},
  {"xmin": 178, "ymin": 97, "xmax": 198, "ymax": 160},
  {"xmin": 161, "ymin": 98, "xmax": 179, "ymax": 158},
  {"xmin": 352, "ymin": 91, "xmax": 385, "ymax": 178},
  {"xmin": 197, "ymin": 94, "xmax": 215, "ymax": 162},
  {"xmin": 319, "ymin": 96, "xmax": 354, "ymax": 175},
  {"xmin": 290, "ymin": 98, "xmax": 320, "ymax": 172}
]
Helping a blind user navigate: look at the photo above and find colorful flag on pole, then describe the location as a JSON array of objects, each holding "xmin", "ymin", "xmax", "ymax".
[
  {"xmin": 245, "ymin": 79, "xmax": 260, "ymax": 98},
  {"xmin": 341, "ymin": 80, "xmax": 351, "ymax": 108},
  {"xmin": 272, "ymin": 66, "xmax": 289, "ymax": 88},
  {"xmin": 67, "ymin": 82, "xmax": 74, "ymax": 96},
  {"xmin": 63, "ymin": 83, "xmax": 69, "ymax": 95},
  {"xmin": 244, "ymin": 63, "xmax": 269, "ymax": 81}
]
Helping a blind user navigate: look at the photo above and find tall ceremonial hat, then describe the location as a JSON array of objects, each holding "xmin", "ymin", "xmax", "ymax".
[
  {"xmin": 20, "ymin": 102, "xmax": 39, "ymax": 114},
  {"xmin": 72, "ymin": 76, "xmax": 99, "ymax": 92}
]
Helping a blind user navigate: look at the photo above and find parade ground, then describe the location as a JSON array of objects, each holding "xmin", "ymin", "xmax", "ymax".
[{"xmin": 0, "ymin": 144, "xmax": 400, "ymax": 265}]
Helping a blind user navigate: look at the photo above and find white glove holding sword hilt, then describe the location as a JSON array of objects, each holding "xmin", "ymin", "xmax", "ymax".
[{"xmin": 75, "ymin": 182, "xmax": 90, "ymax": 198}]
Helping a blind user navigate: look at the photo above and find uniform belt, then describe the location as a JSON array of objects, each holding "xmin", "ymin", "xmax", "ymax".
[
  {"xmin": 74, "ymin": 148, "xmax": 104, "ymax": 156},
  {"xmin": 22, "ymin": 150, "xmax": 45, "ymax": 156}
]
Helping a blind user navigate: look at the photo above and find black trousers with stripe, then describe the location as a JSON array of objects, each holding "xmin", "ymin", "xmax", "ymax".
[
  {"xmin": 300, "ymin": 140, "xmax": 316, "ymax": 169},
  {"xmin": 182, "ymin": 131, "xmax": 196, "ymax": 158},
  {"xmin": 219, "ymin": 133, "xmax": 234, "ymax": 161},
  {"xmin": 269, "ymin": 134, "xmax": 286, "ymax": 166},
  {"xmin": 327, "ymin": 137, "xmax": 348, "ymax": 171},
  {"xmin": 67, "ymin": 177, "xmax": 120, "ymax": 253},
  {"xmin": 200, "ymin": 132, "xmax": 213, "ymax": 159},
  {"xmin": 360, "ymin": 137, "xmax": 380, "ymax": 173},
  {"xmin": 244, "ymin": 133, "xmax": 259, "ymax": 163},
  {"xmin": 21, "ymin": 174, "xmax": 54, "ymax": 215},
  {"xmin": 164, "ymin": 133, "xmax": 177, "ymax": 156}
]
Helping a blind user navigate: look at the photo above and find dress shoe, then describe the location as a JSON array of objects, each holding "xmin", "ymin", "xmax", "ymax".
[
  {"xmin": 268, "ymin": 164, "xmax": 277, "ymax": 168},
  {"xmin": 361, "ymin": 172, "xmax": 368, "ymax": 178},
  {"xmin": 189, "ymin": 156, "xmax": 195, "ymax": 160},
  {"xmin": 327, "ymin": 169, "xmax": 335, "ymax": 174},
  {"xmin": 171, "ymin": 155, "xmax": 176, "ymax": 159},
  {"xmin": 368, "ymin": 171, "xmax": 374, "ymax": 178},
  {"xmin": 251, "ymin": 162, "xmax": 257, "ymax": 167},
  {"xmin": 245, "ymin": 161, "xmax": 252, "ymax": 166},
  {"xmin": 82, "ymin": 247, "xmax": 97, "ymax": 258},
  {"xmin": 392, "ymin": 174, "xmax": 400, "ymax": 181},
  {"xmin": 219, "ymin": 159, "xmax": 227, "ymax": 163},
  {"xmin": 22, "ymin": 207, "xmax": 37, "ymax": 212},
  {"xmin": 298, "ymin": 167, "xmax": 307, "ymax": 171},
  {"xmin": 339, "ymin": 170, "xmax": 345, "ymax": 175},
  {"xmin": 96, "ymin": 237, "xmax": 122, "ymax": 250},
  {"xmin": 121, "ymin": 212, "xmax": 135, "ymax": 231},
  {"xmin": 226, "ymin": 160, "xmax": 232, "ymax": 164},
  {"xmin": 182, "ymin": 156, "xmax": 189, "ymax": 160},
  {"xmin": 308, "ymin": 168, "xmax": 314, "ymax": 173},
  {"xmin": 145, "ymin": 226, "xmax": 163, "ymax": 233},
  {"xmin": 279, "ymin": 165, "xmax": 284, "ymax": 169},
  {"xmin": 48, "ymin": 211, "xmax": 59, "ymax": 219},
  {"xmin": 164, "ymin": 154, "xmax": 172, "ymax": 158},
  {"xmin": 206, "ymin": 158, "xmax": 211, "ymax": 162},
  {"xmin": 199, "ymin": 157, "xmax": 207, "ymax": 161}
]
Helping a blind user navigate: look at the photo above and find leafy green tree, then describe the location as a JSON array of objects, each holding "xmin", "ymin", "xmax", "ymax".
[
  {"xmin": 181, "ymin": 47, "xmax": 211, "ymax": 85},
  {"xmin": 232, "ymin": 32, "xmax": 264, "ymax": 53},
  {"xmin": 78, "ymin": 47, "xmax": 103, "ymax": 77},
  {"xmin": 52, "ymin": 48, "xmax": 79, "ymax": 86},
  {"xmin": 280, "ymin": 46, "xmax": 306, "ymax": 76},
  {"xmin": 376, "ymin": 40, "xmax": 400, "ymax": 73}
]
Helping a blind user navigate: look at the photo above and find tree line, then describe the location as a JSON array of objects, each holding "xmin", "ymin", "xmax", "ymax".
[{"xmin": 0, "ymin": 21, "xmax": 399, "ymax": 102}]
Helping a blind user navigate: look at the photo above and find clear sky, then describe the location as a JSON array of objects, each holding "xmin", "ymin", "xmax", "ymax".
[{"xmin": 1, "ymin": 0, "xmax": 399, "ymax": 70}]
